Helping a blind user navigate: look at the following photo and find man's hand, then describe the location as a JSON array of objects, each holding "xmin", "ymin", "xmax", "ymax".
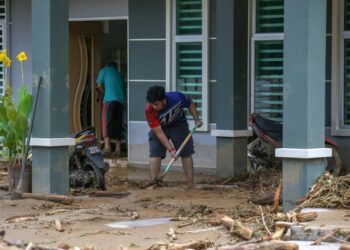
[
  {"xmin": 169, "ymin": 148, "xmax": 178, "ymax": 159},
  {"xmin": 195, "ymin": 119, "xmax": 203, "ymax": 128}
]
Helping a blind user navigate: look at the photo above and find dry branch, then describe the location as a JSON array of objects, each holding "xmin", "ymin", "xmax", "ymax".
[
  {"xmin": 271, "ymin": 227, "xmax": 286, "ymax": 240},
  {"xmin": 259, "ymin": 205, "xmax": 271, "ymax": 236},
  {"xmin": 177, "ymin": 218, "xmax": 197, "ymax": 228},
  {"xmin": 311, "ymin": 228, "xmax": 340, "ymax": 245},
  {"xmin": 88, "ymin": 191, "xmax": 130, "ymax": 198},
  {"xmin": 271, "ymin": 178, "xmax": 282, "ymax": 213},
  {"xmin": 5, "ymin": 214, "xmax": 37, "ymax": 223},
  {"xmin": 220, "ymin": 215, "xmax": 253, "ymax": 240},
  {"xmin": 225, "ymin": 240, "xmax": 298, "ymax": 250},
  {"xmin": 296, "ymin": 212, "xmax": 317, "ymax": 222},
  {"xmin": 21, "ymin": 193, "xmax": 74, "ymax": 205},
  {"xmin": 45, "ymin": 209, "xmax": 71, "ymax": 216},
  {"xmin": 55, "ymin": 219, "xmax": 64, "ymax": 232},
  {"xmin": 147, "ymin": 240, "xmax": 213, "ymax": 250}
]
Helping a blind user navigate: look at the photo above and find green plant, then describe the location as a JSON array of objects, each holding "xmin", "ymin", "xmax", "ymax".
[{"xmin": 0, "ymin": 50, "xmax": 31, "ymax": 164}]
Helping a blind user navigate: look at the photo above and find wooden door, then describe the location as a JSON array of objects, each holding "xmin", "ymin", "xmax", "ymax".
[{"xmin": 69, "ymin": 22, "xmax": 102, "ymax": 139}]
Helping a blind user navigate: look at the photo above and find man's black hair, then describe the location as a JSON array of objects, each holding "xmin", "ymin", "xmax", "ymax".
[
  {"xmin": 146, "ymin": 85, "xmax": 165, "ymax": 103},
  {"xmin": 107, "ymin": 61, "xmax": 117, "ymax": 68}
]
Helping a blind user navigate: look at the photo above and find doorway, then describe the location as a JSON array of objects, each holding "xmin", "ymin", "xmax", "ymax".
[{"xmin": 69, "ymin": 20, "xmax": 128, "ymax": 152}]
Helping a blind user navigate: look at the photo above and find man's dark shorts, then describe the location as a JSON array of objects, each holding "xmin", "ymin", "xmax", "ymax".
[
  {"xmin": 102, "ymin": 101, "xmax": 123, "ymax": 140},
  {"xmin": 148, "ymin": 122, "xmax": 195, "ymax": 158}
]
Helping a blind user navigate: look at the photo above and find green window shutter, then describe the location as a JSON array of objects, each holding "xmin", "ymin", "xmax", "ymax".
[
  {"xmin": 345, "ymin": 0, "xmax": 350, "ymax": 31},
  {"xmin": 176, "ymin": 0, "xmax": 202, "ymax": 35},
  {"xmin": 0, "ymin": 0, "xmax": 5, "ymax": 96},
  {"xmin": 344, "ymin": 39, "xmax": 350, "ymax": 125},
  {"xmin": 256, "ymin": 0, "xmax": 284, "ymax": 33},
  {"xmin": 0, "ymin": 23, "xmax": 4, "ymax": 96},
  {"xmin": 255, "ymin": 40, "xmax": 284, "ymax": 122},
  {"xmin": 176, "ymin": 42, "xmax": 202, "ymax": 120},
  {"xmin": 0, "ymin": 0, "xmax": 5, "ymax": 21}
]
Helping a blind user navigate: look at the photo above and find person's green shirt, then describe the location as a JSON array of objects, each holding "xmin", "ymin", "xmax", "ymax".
[{"xmin": 96, "ymin": 66, "xmax": 124, "ymax": 104}]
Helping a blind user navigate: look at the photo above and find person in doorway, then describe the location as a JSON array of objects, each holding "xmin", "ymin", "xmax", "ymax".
[
  {"xmin": 145, "ymin": 85, "xmax": 202, "ymax": 188},
  {"xmin": 96, "ymin": 61, "xmax": 124, "ymax": 157}
]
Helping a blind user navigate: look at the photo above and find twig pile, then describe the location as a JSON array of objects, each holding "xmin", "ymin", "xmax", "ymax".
[{"xmin": 297, "ymin": 172, "xmax": 350, "ymax": 209}]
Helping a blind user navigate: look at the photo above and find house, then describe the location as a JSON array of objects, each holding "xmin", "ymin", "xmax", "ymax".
[{"xmin": 1, "ymin": 0, "xmax": 348, "ymax": 211}]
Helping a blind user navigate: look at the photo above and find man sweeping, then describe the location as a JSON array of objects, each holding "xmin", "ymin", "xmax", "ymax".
[{"xmin": 145, "ymin": 86, "xmax": 202, "ymax": 188}]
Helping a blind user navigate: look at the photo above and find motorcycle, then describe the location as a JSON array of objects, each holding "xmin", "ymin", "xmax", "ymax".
[
  {"xmin": 248, "ymin": 113, "xmax": 342, "ymax": 176},
  {"xmin": 69, "ymin": 127, "xmax": 110, "ymax": 190}
]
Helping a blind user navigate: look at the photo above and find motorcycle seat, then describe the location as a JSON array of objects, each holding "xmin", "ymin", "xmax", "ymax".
[
  {"xmin": 253, "ymin": 114, "xmax": 282, "ymax": 142},
  {"xmin": 70, "ymin": 126, "xmax": 96, "ymax": 139}
]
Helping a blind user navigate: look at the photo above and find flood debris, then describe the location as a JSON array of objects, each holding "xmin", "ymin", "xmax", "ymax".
[
  {"xmin": 88, "ymin": 191, "xmax": 131, "ymax": 198},
  {"xmin": 17, "ymin": 193, "xmax": 74, "ymax": 205},
  {"xmin": 54, "ymin": 219, "xmax": 64, "ymax": 232},
  {"xmin": 167, "ymin": 228, "xmax": 177, "ymax": 241},
  {"xmin": 57, "ymin": 243, "xmax": 70, "ymax": 249},
  {"xmin": 311, "ymin": 228, "xmax": 340, "ymax": 245},
  {"xmin": 147, "ymin": 240, "xmax": 213, "ymax": 250},
  {"xmin": 131, "ymin": 211, "xmax": 139, "ymax": 220},
  {"xmin": 5, "ymin": 214, "xmax": 38, "ymax": 223},
  {"xmin": 45, "ymin": 209, "xmax": 71, "ymax": 216},
  {"xmin": 79, "ymin": 230, "xmax": 127, "ymax": 237},
  {"xmin": 296, "ymin": 212, "xmax": 317, "ymax": 222},
  {"xmin": 223, "ymin": 240, "xmax": 298, "ymax": 250},
  {"xmin": 271, "ymin": 178, "xmax": 282, "ymax": 213},
  {"xmin": 296, "ymin": 172, "xmax": 350, "ymax": 209},
  {"xmin": 220, "ymin": 215, "xmax": 253, "ymax": 240},
  {"xmin": 259, "ymin": 205, "xmax": 271, "ymax": 237},
  {"xmin": 177, "ymin": 218, "xmax": 197, "ymax": 228}
]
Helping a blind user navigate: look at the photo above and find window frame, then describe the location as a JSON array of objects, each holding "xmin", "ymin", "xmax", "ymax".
[
  {"xmin": 332, "ymin": 0, "xmax": 350, "ymax": 135},
  {"xmin": 166, "ymin": 0, "xmax": 209, "ymax": 131},
  {"xmin": 340, "ymin": 0, "xmax": 350, "ymax": 128},
  {"xmin": 0, "ymin": 0, "xmax": 7, "ymax": 97},
  {"xmin": 250, "ymin": 0, "xmax": 284, "ymax": 119}
]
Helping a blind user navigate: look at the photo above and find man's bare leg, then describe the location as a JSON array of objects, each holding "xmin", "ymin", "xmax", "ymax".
[
  {"xmin": 181, "ymin": 156, "xmax": 194, "ymax": 188},
  {"xmin": 114, "ymin": 139, "xmax": 121, "ymax": 157},
  {"xmin": 149, "ymin": 157, "xmax": 162, "ymax": 181},
  {"xmin": 103, "ymin": 137, "xmax": 112, "ymax": 156}
]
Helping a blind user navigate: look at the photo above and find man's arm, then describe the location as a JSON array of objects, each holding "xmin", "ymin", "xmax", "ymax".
[
  {"xmin": 188, "ymin": 101, "xmax": 203, "ymax": 127},
  {"xmin": 97, "ymin": 83, "xmax": 105, "ymax": 97},
  {"xmin": 152, "ymin": 126, "xmax": 177, "ymax": 158}
]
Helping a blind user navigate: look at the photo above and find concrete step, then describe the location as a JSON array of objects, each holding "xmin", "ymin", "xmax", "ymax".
[{"xmin": 284, "ymin": 208, "xmax": 350, "ymax": 243}]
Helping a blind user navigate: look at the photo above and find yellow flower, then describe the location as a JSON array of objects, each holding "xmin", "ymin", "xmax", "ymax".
[
  {"xmin": 0, "ymin": 49, "xmax": 7, "ymax": 61},
  {"xmin": 17, "ymin": 51, "xmax": 27, "ymax": 62},
  {"xmin": 4, "ymin": 56, "xmax": 11, "ymax": 67}
]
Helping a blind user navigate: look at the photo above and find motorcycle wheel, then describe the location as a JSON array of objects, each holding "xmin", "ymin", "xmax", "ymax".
[
  {"xmin": 83, "ymin": 159, "xmax": 106, "ymax": 190},
  {"xmin": 325, "ymin": 146, "xmax": 342, "ymax": 177}
]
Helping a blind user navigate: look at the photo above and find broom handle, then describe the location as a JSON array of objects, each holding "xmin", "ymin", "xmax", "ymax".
[
  {"xmin": 16, "ymin": 77, "xmax": 42, "ymax": 191},
  {"xmin": 160, "ymin": 122, "xmax": 200, "ymax": 179}
]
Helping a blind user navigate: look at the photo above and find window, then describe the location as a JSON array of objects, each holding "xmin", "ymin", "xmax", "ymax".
[
  {"xmin": 252, "ymin": 0, "xmax": 284, "ymax": 122},
  {"xmin": 342, "ymin": 0, "xmax": 350, "ymax": 125},
  {"xmin": 169, "ymin": 0, "xmax": 209, "ymax": 130},
  {"xmin": 0, "ymin": 0, "xmax": 6, "ymax": 96}
]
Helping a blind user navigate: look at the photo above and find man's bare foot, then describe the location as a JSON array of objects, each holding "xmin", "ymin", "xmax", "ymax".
[
  {"xmin": 146, "ymin": 184, "xmax": 157, "ymax": 190},
  {"xmin": 186, "ymin": 183, "xmax": 195, "ymax": 189}
]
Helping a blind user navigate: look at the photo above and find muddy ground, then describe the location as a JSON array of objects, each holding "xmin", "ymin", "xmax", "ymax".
[{"xmin": 0, "ymin": 159, "xmax": 282, "ymax": 250}]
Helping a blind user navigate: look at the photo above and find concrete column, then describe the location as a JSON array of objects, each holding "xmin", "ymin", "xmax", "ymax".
[
  {"xmin": 31, "ymin": 0, "xmax": 73, "ymax": 194},
  {"xmin": 277, "ymin": 0, "xmax": 329, "ymax": 212},
  {"xmin": 214, "ymin": 0, "xmax": 250, "ymax": 179}
]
